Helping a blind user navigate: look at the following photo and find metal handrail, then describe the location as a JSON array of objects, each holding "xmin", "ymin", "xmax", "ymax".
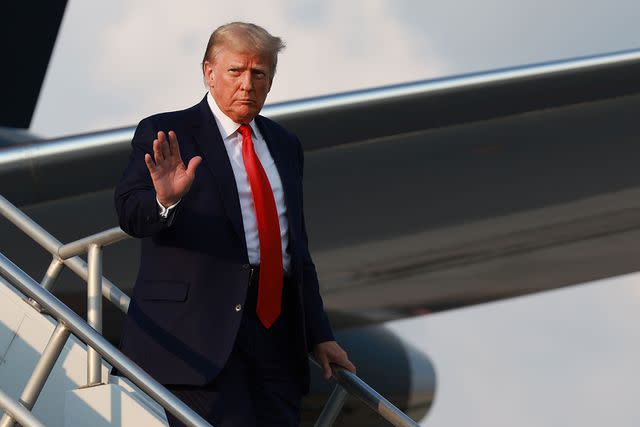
[
  {"xmin": 58, "ymin": 228, "xmax": 129, "ymax": 260},
  {"xmin": 0, "ymin": 193, "xmax": 419, "ymax": 426},
  {"xmin": 0, "ymin": 253, "xmax": 212, "ymax": 427},
  {"xmin": 0, "ymin": 389, "xmax": 45, "ymax": 427},
  {"xmin": 0, "ymin": 194, "xmax": 131, "ymax": 387},
  {"xmin": 313, "ymin": 360, "xmax": 421, "ymax": 427},
  {"xmin": 0, "ymin": 195, "xmax": 130, "ymax": 312}
]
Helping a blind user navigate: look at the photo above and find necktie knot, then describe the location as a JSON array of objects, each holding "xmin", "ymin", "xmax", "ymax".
[{"xmin": 238, "ymin": 124, "xmax": 251, "ymax": 140}]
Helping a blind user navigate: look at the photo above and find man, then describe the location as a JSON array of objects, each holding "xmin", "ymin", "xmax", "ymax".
[{"xmin": 114, "ymin": 22, "xmax": 355, "ymax": 426}]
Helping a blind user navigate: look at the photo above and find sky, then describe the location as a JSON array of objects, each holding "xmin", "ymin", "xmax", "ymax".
[
  {"xmin": 388, "ymin": 272, "xmax": 640, "ymax": 426},
  {"xmin": 31, "ymin": 0, "xmax": 640, "ymax": 137}
]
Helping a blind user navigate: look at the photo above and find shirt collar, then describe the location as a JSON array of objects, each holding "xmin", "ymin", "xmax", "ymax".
[{"xmin": 207, "ymin": 91, "xmax": 259, "ymax": 140}]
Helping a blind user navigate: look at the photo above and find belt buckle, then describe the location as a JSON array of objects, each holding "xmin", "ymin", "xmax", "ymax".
[{"xmin": 249, "ymin": 265, "xmax": 259, "ymax": 285}]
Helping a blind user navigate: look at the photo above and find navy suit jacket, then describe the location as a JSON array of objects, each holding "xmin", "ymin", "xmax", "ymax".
[{"xmin": 114, "ymin": 95, "xmax": 334, "ymax": 392}]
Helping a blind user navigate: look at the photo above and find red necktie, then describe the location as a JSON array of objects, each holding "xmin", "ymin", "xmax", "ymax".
[{"xmin": 238, "ymin": 125, "xmax": 283, "ymax": 328}]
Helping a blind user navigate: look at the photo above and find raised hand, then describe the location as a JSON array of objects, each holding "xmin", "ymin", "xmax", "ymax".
[{"xmin": 144, "ymin": 131, "xmax": 202, "ymax": 207}]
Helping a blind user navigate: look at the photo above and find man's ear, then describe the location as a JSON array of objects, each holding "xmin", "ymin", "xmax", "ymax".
[
  {"xmin": 267, "ymin": 75, "xmax": 274, "ymax": 93},
  {"xmin": 203, "ymin": 61, "xmax": 215, "ymax": 85}
]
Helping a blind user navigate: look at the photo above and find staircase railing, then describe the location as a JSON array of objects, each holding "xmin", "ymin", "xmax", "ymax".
[
  {"xmin": 313, "ymin": 361, "xmax": 419, "ymax": 427},
  {"xmin": 0, "ymin": 252, "xmax": 213, "ymax": 427},
  {"xmin": 0, "ymin": 194, "xmax": 420, "ymax": 427},
  {"xmin": 0, "ymin": 389, "xmax": 44, "ymax": 427}
]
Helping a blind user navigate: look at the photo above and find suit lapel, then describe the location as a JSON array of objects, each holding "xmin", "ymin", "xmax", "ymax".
[{"xmin": 191, "ymin": 97, "xmax": 248, "ymax": 253}]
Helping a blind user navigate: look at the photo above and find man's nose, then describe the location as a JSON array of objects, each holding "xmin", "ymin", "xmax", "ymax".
[{"xmin": 240, "ymin": 72, "xmax": 254, "ymax": 91}]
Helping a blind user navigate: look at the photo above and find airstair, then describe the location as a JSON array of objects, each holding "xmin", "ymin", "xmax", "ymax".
[{"xmin": 0, "ymin": 194, "xmax": 420, "ymax": 427}]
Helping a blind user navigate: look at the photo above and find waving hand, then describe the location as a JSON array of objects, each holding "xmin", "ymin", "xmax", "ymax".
[{"xmin": 144, "ymin": 131, "xmax": 202, "ymax": 207}]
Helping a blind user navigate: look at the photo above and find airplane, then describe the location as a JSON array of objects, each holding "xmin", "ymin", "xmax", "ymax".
[{"xmin": 2, "ymin": 2, "xmax": 640, "ymax": 425}]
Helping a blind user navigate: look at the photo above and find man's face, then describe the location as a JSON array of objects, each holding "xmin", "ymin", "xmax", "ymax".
[{"xmin": 204, "ymin": 48, "xmax": 273, "ymax": 124}]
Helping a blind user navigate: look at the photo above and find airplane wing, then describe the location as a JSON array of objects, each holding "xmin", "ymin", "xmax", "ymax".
[
  {"xmin": 1, "ymin": 49, "xmax": 640, "ymax": 330},
  {"xmin": 2, "ymin": 1, "xmax": 67, "ymax": 129}
]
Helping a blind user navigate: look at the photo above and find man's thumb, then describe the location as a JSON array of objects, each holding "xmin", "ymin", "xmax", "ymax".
[{"xmin": 186, "ymin": 156, "xmax": 203, "ymax": 176}]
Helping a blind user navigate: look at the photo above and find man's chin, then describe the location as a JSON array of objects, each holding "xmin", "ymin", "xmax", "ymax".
[{"xmin": 230, "ymin": 108, "xmax": 259, "ymax": 124}]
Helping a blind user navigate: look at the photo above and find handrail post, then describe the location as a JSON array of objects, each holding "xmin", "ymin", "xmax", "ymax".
[
  {"xmin": 314, "ymin": 384, "xmax": 349, "ymax": 427},
  {"xmin": 86, "ymin": 243, "xmax": 103, "ymax": 386},
  {"xmin": 26, "ymin": 256, "xmax": 64, "ymax": 312},
  {"xmin": 40, "ymin": 256, "xmax": 64, "ymax": 291},
  {"xmin": 0, "ymin": 323, "xmax": 70, "ymax": 427}
]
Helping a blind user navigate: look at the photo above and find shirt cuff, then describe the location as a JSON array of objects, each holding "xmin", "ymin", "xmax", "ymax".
[{"xmin": 156, "ymin": 197, "xmax": 181, "ymax": 218}]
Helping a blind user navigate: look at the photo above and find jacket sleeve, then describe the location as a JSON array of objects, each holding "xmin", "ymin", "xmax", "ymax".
[
  {"xmin": 296, "ymin": 138, "xmax": 335, "ymax": 348},
  {"xmin": 114, "ymin": 117, "xmax": 179, "ymax": 238}
]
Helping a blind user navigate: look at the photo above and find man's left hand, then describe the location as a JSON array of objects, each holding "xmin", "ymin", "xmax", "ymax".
[{"xmin": 313, "ymin": 341, "xmax": 356, "ymax": 380}]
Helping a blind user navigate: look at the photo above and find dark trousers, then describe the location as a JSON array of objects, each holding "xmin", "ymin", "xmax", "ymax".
[{"xmin": 166, "ymin": 273, "xmax": 303, "ymax": 427}]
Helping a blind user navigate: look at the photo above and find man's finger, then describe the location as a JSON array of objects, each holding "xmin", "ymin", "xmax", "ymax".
[
  {"xmin": 157, "ymin": 131, "xmax": 166, "ymax": 143},
  {"xmin": 168, "ymin": 130, "xmax": 181, "ymax": 159},
  {"xmin": 336, "ymin": 351, "xmax": 356, "ymax": 373},
  {"xmin": 343, "ymin": 359, "xmax": 356, "ymax": 373},
  {"xmin": 144, "ymin": 153, "xmax": 156, "ymax": 173},
  {"xmin": 328, "ymin": 350, "xmax": 356, "ymax": 374},
  {"xmin": 323, "ymin": 364, "xmax": 332, "ymax": 380},
  {"xmin": 152, "ymin": 139, "xmax": 164, "ymax": 163},
  {"xmin": 158, "ymin": 131, "xmax": 171, "ymax": 161},
  {"xmin": 320, "ymin": 356, "xmax": 332, "ymax": 380}
]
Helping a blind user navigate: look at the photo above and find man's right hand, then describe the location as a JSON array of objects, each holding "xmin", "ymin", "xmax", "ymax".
[{"xmin": 144, "ymin": 131, "xmax": 202, "ymax": 207}]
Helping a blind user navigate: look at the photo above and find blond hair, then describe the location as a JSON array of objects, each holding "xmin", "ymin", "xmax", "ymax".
[{"xmin": 202, "ymin": 22, "xmax": 286, "ymax": 77}]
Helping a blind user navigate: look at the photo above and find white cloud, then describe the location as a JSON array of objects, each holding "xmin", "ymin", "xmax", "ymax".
[{"xmin": 32, "ymin": 0, "xmax": 445, "ymax": 137}]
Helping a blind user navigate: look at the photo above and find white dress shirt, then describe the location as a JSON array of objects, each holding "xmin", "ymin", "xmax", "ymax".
[{"xmin": 159, "ymin": 92, "xmax": 291, "ymax": 271}]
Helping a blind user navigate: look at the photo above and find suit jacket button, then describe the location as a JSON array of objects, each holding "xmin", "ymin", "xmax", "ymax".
[{"xmin": 235, "ymin": 304, "xmax": 242, "ymax": 312}]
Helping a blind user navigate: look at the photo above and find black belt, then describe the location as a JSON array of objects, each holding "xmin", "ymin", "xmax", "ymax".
[
  {"xmin": 247, "ymin": 265, "xmax": 258, "ymax": 287},
  {"xmin": 248, "ymin": 265, "xmax": 291, "ymax": 286},
  {"xmin": 244, "ymin": 265, "xmax": 296, "ymax": 327}
]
